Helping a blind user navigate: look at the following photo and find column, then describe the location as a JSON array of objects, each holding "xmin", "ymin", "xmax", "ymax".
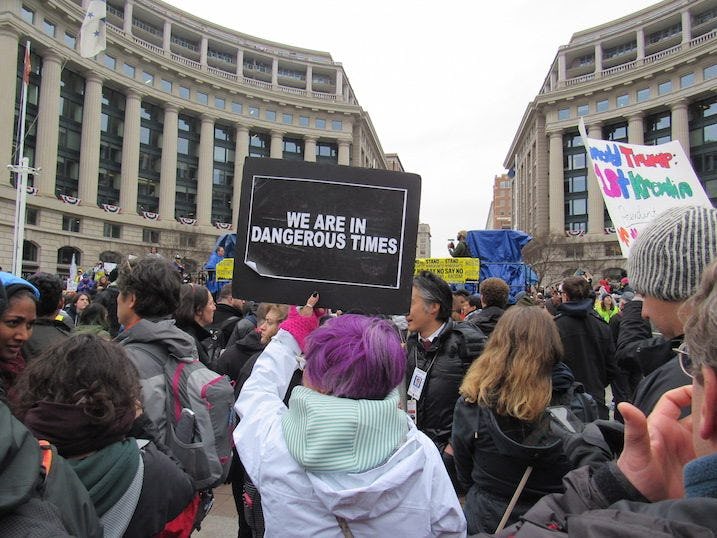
[
  {"xmin": 200, "ymin": 36, "xmax": 208, "ymax": 67},
  {"xmin": 163, "ymin": 20, "xmax": 172, "ymax": 52},
  {"xmin": 270, "ymin": 131, "xmax": 283, "ymax": 159},
  {"xmin": 158, "ymin": 104, "xmax": 178, "ymax": 219},
  {"xmin": 335, "ymin": 69, "xmax": 343, "ymax": 99},
  {"xmin": 123, "ymin": 0, "xmax": 134, "ymax": 34},
  {"xmin": 0, "ymin": 29, "xmax": 19, "ymax": 176},
  {"xmin": 587, "ymin": 123, "xmax": 604, "ymax": 234},
  {"xmin": 119, "ymin": 90, "xmax": 141, "ymax": 212},
  {"xmin": 235, "ymin": 49, "xmax": 243, "ymax": 77},
  {"xmin": 671, "ymin": 100, "xmax": 690, "ymax": 157},
  {"xmin": 548, "ymin": 130, "xmax": 564, "ymax": 235},
  {"xmin": 636, "ymin": 28, "xmax": 645, "ymax": 60},
  {"xmin": 78, "ymin": 74, "xmax": 103, "ymax": 205},
  {"xmin": 35, "ymin": 52, "xmax": 63, "ymax": 196},
  {"xmin": 557, "ymin": 52, "xmax": 566, "ymax": 84},
  {"xmin": 304, "ymin": 136, "xmax": 317, "ymax": 162},
  {"xmin": 681, "ymin": 10, "xmax": 692, "ymax": 44},
  {"xmin": 196, "ymin": 115, "xmax": 214, "ymax": 225},
  {"xmin": 550, "ymin": 70, "xmax": 557, "ymax": 91},
  {"xmin": 231, "ymin": 125, "xmax": 249, "ymax": 228},
  {"xmin": 271, "ymin": 58, "xmax": 278, "ymax": 87},
  {"xmin": 338, "ymin": 140, "xmax": 350, "ymax": 166},
  {"xmin": 306, "ymin": 65, "xmax": 312, "ymax": 93},
  {"xmin": 628, "ymin": 113, "xmax": 644, "ymax": 144},
  {"xmin": 594, "ymin": 43, "xmax": 602, "ymax": 75}
]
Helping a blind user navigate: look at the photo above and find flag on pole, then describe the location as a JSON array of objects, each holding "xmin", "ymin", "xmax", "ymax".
[
  {"xmin": 22, "ymin": 42, "xmax": 31, "ymax": 84},
  {"xmin": 69, "ymin": 253, "xmax": 78, "ymax": 282},
  {"xmin": 79, "ymin": 0, "xmax": 107, "ymax": 58}
]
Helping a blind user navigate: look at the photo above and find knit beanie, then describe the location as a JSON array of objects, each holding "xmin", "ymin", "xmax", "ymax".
[{"xmin": 628, "ymin": 206, "xmax": 717, "ymax": 302}]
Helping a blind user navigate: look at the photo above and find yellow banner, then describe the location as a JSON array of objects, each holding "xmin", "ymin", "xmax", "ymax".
[
  {"xmin": 413, "ymin": 258, "xmax": 480, "ymax": 283},
  {"xmin": 215, "ymin": 258, "xmax": 234, "ymax": 280}
]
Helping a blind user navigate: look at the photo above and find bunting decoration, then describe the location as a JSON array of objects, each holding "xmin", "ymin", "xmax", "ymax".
[
  {"xmin": 604, "ymin": 227, "xmax": 616, "ymax": 234},
  {"xmin": 565, "ymin": 230, "xmax": 585, "ymax": 237},
  {"xmin": 101, "ymin": 203, "xmax": 121, "ymax": 213},
  {"xmin": 141, "ymin": 210, "xmax": 159, "ymax": 221},
  {"xmin": 214, "ymin": 222, "xmax": 233, "ymax": 230},
  {"xmin": 178, "ymin": 217, "xmax": 197, "ymax": 226},
  {"xmin": 26, "ymin": 186, "xmax": 37, "ymax": 196},
  {"xmin": 59, "ymin": 194, "xmax": 81, "ymax": 205}
]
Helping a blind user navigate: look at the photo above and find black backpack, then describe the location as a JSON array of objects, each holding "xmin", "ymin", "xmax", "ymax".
[{"xmin": 204, "ymin": 315, "xmax": 241, "ymax": 371}]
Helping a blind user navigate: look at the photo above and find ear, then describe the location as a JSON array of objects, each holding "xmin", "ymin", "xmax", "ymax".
[
  {"xmin": 427, "ymin": 301, "xmax": 441, "ymax": 318},
  {"xmin": 699, "ymin": 366, "xmax": 717, "ymax": 440}
]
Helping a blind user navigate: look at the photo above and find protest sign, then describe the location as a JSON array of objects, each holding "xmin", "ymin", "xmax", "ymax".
[
  {"xmin": 215, "ymin": 258, "xmax": 234, "ymax": 280},
  {"xmin": 579, "ymin": 119, "xmax": 712, "ymax": 257},
  {"xmin": 414, "ymin": 258, "xmax": 480, "ymax": 284},
  {"xmin": 233, "ymin": 157, "xmax": 421, "ymax": 313}
]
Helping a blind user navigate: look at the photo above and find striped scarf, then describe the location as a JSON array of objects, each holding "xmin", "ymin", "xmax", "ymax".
[{"xmin": 282, "ymin": 387, "xmax": 408, "ymax": 473}]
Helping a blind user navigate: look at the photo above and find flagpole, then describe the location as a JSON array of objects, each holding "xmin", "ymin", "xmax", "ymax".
[{"xmin": 11, "ymin": 41, "xmax": 31, "ymax": 276}]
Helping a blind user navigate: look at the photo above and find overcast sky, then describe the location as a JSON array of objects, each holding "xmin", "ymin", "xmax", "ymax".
[{"xmin": 165, "ymin": 0, "xmax": 657, "ymax": 254}]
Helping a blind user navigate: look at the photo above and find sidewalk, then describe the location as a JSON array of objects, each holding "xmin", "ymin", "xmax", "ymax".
[{"xmin": 196, "ymin": 483, "xmax": 238, "ymax": 537}]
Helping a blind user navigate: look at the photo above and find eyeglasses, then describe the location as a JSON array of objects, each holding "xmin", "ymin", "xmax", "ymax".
[{"xmin": 673, "ymin": 344, "xmax": 693, "ymax": 379}]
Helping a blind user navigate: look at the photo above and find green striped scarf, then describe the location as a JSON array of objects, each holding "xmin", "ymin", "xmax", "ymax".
[{"xmin": 282, "ymin": 387, "xmax": 409, "ymax": 473}]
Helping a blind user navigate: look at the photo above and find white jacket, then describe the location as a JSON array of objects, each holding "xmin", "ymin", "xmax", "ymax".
[{"xmin": 234, "ymin": 329, "xmax": 467, "ymax": 537}]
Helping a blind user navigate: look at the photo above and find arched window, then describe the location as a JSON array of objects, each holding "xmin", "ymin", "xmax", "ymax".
[
  {"xmin": 22, "ymin": 240, "xmax": 38, "ymax": 262},
  {"xmin": 99, "ymin": 250, "xmax": 122, "ymax": 264},
  {"xmin": 57, "ymin": 246, "xmax": 81, "ymax": 265}
]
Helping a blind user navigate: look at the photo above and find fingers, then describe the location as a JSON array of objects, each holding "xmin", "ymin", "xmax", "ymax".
[
  {"xmin": 619, "ymin": 402, "xmax": 650, "ymax": 458},
  {"xmin": 299, "ymin": 292, "xmax": 320, "ymax": 317}
]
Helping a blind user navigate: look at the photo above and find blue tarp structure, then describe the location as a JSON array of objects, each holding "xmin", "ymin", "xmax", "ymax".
[
  {"xmin": 465, "ymin": 230, "xmax": 538, "ymax": 303},
  {"xmin": 216, "ymin": 233, "xmax": 237, "ymax": 258}
]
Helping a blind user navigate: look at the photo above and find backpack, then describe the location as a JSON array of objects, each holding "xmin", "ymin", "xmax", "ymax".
[
  {"xmin": 204, "ymin": 315, "xmax": 241, "ymax": 371},
  {"xmin": 143, "ymin": 347, "xmax": 236, "ymax": 490},
  {"xmin": 452, "ymin": 321, "xmax": 487, "ymax": 368},
  {"xmin": 551, "ymin": 381, "xmax": 600, "ymax": 423}
]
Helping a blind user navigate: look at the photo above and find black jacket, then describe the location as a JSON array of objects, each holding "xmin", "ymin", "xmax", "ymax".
[
  {"xmin": 405, "ymin": 320, "xmax": 485, "ymax": 447},
  {"xmin": 466, "ymin": 305, "xmax": 504, "ymax": 338},
  {"xmin": 633, "ymin": 357, "xmax": 691, "ymax": 418},
  {"xmin": 94, "ymin": 285, "xmax": 121, "ymax": 338},
  {"xmin": 175, "ymin": 320, "xmax": 212, "ymax": 366},
  {"xmin": 23, "ymin": 318, "xmax": 72, "ymax": 361},
  {"xmin": 554, "ymin": 299, "xmax": 617, "ymax": 408}
]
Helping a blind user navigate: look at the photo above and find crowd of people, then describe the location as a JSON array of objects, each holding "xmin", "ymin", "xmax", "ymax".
[{"xmin": 0, "ymin": 205, "xmax": 716, "ymax": 537}]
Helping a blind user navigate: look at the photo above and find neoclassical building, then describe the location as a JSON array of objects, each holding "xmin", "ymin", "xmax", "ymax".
[
  {"xmin": 0, "ymin": 0, "xmax": 391, "ymax": 274},
  {"xmin": 504, "ymin": 0, "xmax": 717, "ymax": 283}
]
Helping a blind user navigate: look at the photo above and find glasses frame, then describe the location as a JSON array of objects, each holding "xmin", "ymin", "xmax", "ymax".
[{"xmin": 673, "ymin": 344, "xmax": 693, "ymax": 379}]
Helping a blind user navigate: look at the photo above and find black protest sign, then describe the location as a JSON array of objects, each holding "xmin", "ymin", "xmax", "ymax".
[{"xmin": 233, "ymin": 158, "xmax": 421, "ymax": 314}]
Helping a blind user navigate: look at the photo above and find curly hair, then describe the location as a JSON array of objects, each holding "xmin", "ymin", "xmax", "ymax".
[
  {"xmin": 12, "ymin": 333, "xmax": 141, "ymax": 428},
  {"xmin": 27, "ymin": 272, "xmax": 63, "ymax": 317},
  {"xmin": 116, "ymin": 256, "xmax": 182, "ymax": 317},
  {"xmin": 479, "ymin": 278, "xmax": 510, "ymax": 309}
]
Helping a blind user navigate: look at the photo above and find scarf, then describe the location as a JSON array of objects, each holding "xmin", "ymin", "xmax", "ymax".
[
  {"xmin": 282, "ymin": 387, "xmax": 408, "ymax": 473},
  {"xmin": 68, "ymin": 440, "xmax": 140, "ymax": 516},
  {"xmin": 23, "ymin": 400, "xmax": 136, "ymax": 458}
]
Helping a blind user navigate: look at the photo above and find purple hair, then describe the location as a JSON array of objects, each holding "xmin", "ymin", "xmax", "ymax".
[{"xmin": 303, "ymin": 314, "xmax": 406, "ymax": 400}]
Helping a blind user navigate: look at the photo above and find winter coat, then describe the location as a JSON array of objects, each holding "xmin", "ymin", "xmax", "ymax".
[
  {"xmin": 216, "ymin": 329, "xmax": 264, "ymax": 386},
  {"xmin": 234, "ymin": 330, "xmax": 467, "ymax": 537},
  {"xmin": 554, "ymin": 299, "xmax": 617, "ymax": 412},
  {"xmin": 175, "ymin": 319, "xmax": 212, "ymax": 366},
  {"xmin": 23, "ymin": 317, "xmax": 72, "ymax": 361},
  {"xmin": 594, "ymin": 302, "xmax": 619, "ymax": 323},
  {"xmin": 633, "ymin": 357, "xmax": 691, "ymax": 418},
  {"xmin": 406, "ymin": 320, "xmax": 485, "ymax": 448},
  {"xmin": 94, "ymin": 285, "xmax": 121, "ymax": 338},
  {"xmin": 465, "ymin": 306, "xmax": 504, "ymax": 338},
  {"xmin": 481, "ymin": 460, "xmax": 717, "ymax": 537}
]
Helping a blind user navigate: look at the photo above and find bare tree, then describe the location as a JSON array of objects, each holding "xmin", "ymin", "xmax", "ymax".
[{"xmin": 522, "ymin": 234, "xmax": 566, "ymax": 288}]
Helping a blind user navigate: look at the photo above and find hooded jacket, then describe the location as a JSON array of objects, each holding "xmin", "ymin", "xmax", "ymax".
[
  {"xmin": 554, "ymin": 299, "xmax": 617, "ymax": 412},
  {"xmin": 234, "ymin": 330, "xmax": 467, "ymax": 537},
  {"xmin": 466, "ymin": 306, "xmax": 504, "ymax": 338},
  {"xmin": 116, "ymin": 318, "xmax": 198, "ymax": 441}
]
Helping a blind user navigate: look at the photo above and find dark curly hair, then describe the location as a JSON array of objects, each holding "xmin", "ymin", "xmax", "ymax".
[
  {"xmin": 116, "ymin": 256, "xmax": 182, "ymax": 317},
  {"xmin": 12, "ymin": 333, "xmax": 141, "ymax": 428},
  {"xmin": 27, "ymin": 272, "xmax": 63, "ymax": 317}
]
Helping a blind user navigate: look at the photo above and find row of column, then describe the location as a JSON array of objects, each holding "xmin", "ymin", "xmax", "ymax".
[
  {"xmin": 547, "ymin": 100, "xmax": 690, "ymax": 235},
  {"xmin": 0, "ymin": 38, "xmax": 352, "ymax": 228}
]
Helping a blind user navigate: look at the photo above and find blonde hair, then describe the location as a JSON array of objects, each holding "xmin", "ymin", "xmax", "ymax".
[{"xmin": 459, "ymin": 307, "xmax": 563, "ymax": 422}]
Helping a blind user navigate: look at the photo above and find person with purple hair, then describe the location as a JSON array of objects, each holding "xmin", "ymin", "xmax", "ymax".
[{"xmin": 233, "ymin": 294, "xmax": 466, "ymax": 537}]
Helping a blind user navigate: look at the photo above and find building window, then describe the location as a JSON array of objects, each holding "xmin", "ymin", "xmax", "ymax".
[
  {"xmin": 179, "ymin": 86, "xmax": 190, "ymax": 99},
  {"xmin": 616, "ymin": 94, "xmax": 629, "ymax": 108},
  {"xmin": 564, "ymin": 153, "xmax": 586, "ymax": 170},
  {"xmin": 636, "ymin": 87, "xmax": 651, "ymax": 102},
  {"xmin": 103, "ymin": 54, "xmax": 116, "ymax": 70},
  {"xmin": 645, "ymin": 111, "xmax": 671, "ymax": 145},
  {"xmin": 249, "ymin": 132, "xmax": 269, "ymax": 158},
  {"xmin": 160, "ymin": 79, "xmax": 172, "ymax": 93},
  {"xmin": 123, "ymin": 63, "xmax": 135, "ymax": 78},
  {"xmin": 565, "ymin": 244, "xmax": 584, "ymax": 258},
  {"xmin": 196, "ymin": 92, "xmax": 208, "ymax": 105},
  {"xmin": 215, "ymin": 97, "xmax": 225, "ymax": 109},
  {"xmin": 62, "ymin": 215, "xmax": 81, "ymax": 232},
  {"xmin": 680, "ymin": 73, "xmax": 695, "ymax": 88},
  {"xmin": 688, "ymin": 96, "xmax": 717, "ymax": 206},
  {"xmin": 331, "ymin": 120, "xmax": 343, "ymax": 131},
  {"xmin": 604, "ymin": 243, "xmax": 622, "ymax": 257},
  {"xmin": 658, "ymin": 80, "xmax": 672, "ymax": 95},
  {"xmin": 179, "ymin": 234, "xmax": 197, "ymax": 248},
  {"xmin": 564, "ymin": 175, "xmax": 586, "ymax": 194},
  {"xmin": 596, "ymin": 99, "xmax": 609, "ymax": 113},
  {"xmin": 282, "ymin": 113, "xmax": 293, "ymax": 125},
  {"xmin": 142, "ymin": 229, "xmax": 160, "ymax": 243},
  {"xmin": 577, "ymin": 104, "xmax": 589, "ymax": 117},
  {"xmin": 42, "ymin": 19, "xmax": 56, "ymax": 37},
  {"xmin": 316, "ymin": 141, "xmax": 338, "ymax": 163},
  {"xmin": 142, "ymin": 71, "xmax": 154, "ymax": 85},
  {"xmin": 64, "ymin": 32, "xmax": 76, "ymax": 48},
  {"xmin": 315, "ymin": 118, "xmax": 326, "ymax": 129},
  {"xmin": 299, "ymin": 116, "xmax": 309, "ymax": 127},
  {"xmin": 231, "ymin": 101, "xmax": 242, "ymax": 114},
  {"xmin": 248, "ymin": 106, "xmax": 259, "ymax": 118},
  {"xmin": 25, "ymin": 207, "xmax": 38, "ymax": 225},
  {"xmin": 705, "ymin": 64, "xmax": 717, "ymax": 80},
  {"xmin": 23, "ymin": 240, "xmax": 38, "ymax": 262},
  {"xmin": 558, "ymin": 108, "xmax": 570, "ymax": 121},
  {"xmin": 57, "ymin": 246, "xmax": 81, "ymax": 265},
  {"xmin": 103, "ymin": 222, "xmax": 121, "ymax": 238},
  {"xmin": 283, "ymin": 138, "xmax": 304, "ymax": 160},
  {"xmin": 604, "ymin": 122, "xmax": 628, "ymax": 142},
  {"xmin": 20, "ymin": 6, "xmax": 34, "ymax": 24},
  {"xmin": 265, "ymin": 110, "xmax": 276, "ymax": 122},
  {"xmin": 565, "ymin": 198, "xmax": 587, "ymax": 215}
]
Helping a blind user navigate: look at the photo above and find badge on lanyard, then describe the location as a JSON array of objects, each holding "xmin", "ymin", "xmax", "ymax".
[
  {"xmin": 406, "ymin": 399, "xmax": 417, "ymax": 423},
  {"xmin": 407, "ymin": 366, "xmax": 428, "ymax": 400}
]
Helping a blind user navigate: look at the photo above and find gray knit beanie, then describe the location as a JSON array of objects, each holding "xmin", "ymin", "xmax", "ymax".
[{"xmin": 628, "ymin": 206, "xmax": 717, "ymax": 302}]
